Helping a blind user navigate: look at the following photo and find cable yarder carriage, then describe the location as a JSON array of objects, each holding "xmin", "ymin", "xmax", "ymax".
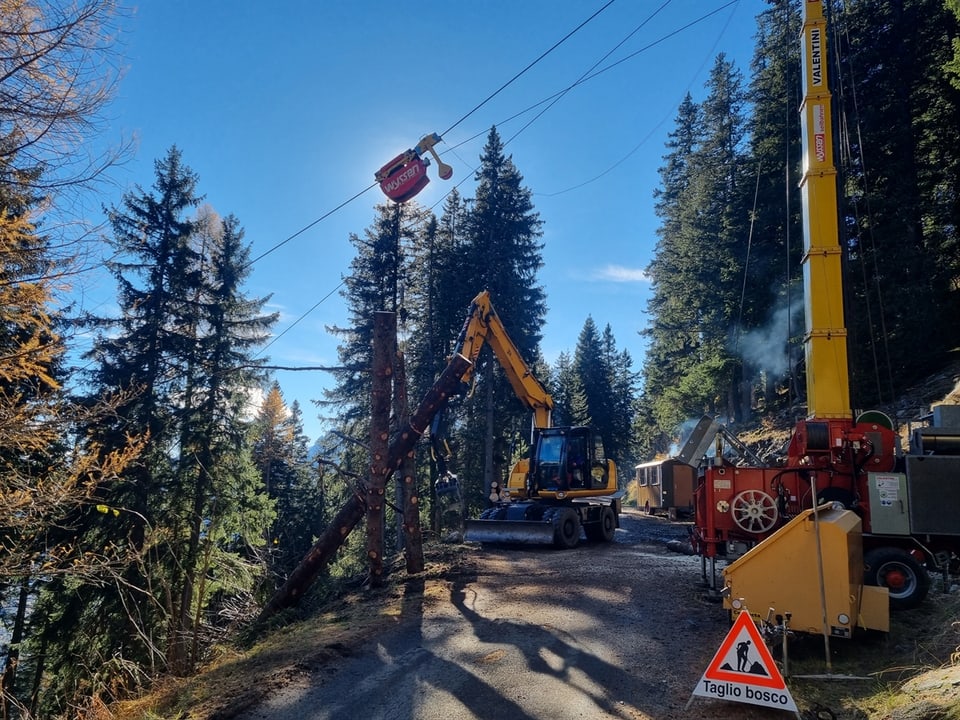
[{"xmin": 375, "ymin": 133, "xmax": 452, "ymax": 203}]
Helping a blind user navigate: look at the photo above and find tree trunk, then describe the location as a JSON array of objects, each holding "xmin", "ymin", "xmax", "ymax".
[
  {"xmin": 367, "ymin": 312, "xmax": 395, "ymax": 587},
  {"xmin": 1, "ymin": 578, "xmax": 29, "ymax": 720},
  {"xmin": 256, "ymin": 354, "xmax": 471, "ymax": 622},
  {"xmin": 483, "ymin": 361, "xmax": 495, "ymax": 500},
  {"xmin": 393, "ymin": 349, "xmax": 425, "ymax": 573}
]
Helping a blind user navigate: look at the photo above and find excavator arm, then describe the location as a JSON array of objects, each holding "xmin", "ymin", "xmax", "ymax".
[{"xmin": 454, "ymin": 291, "xmax": 553, "ymax": 430}]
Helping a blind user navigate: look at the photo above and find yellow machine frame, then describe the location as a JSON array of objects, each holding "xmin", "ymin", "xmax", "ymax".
[{"xmin": 799, "ymin": 0, "xmax": 851, "ymax": 420}]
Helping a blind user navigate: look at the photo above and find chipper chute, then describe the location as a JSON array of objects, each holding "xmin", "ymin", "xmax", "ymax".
[{"xmin": 721, "ymin": 503, "xmax": 889, "ymax": 637}]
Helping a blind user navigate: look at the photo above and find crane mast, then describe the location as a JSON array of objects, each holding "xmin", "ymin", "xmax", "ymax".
[{"xmin": 799, "ymin": 0, "xmax": 851, "ymax": 420}]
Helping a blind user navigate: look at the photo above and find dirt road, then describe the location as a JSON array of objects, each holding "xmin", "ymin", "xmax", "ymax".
[{"xmin": 232, "ymin": 511, "xmax": 801, "ymax": 720}]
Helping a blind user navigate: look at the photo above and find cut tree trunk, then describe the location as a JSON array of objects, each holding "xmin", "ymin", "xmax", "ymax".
[
  {"xmin": 393, "ymin": 349, "xmax": 424, "ymax": 573},
  {"xmin": 367, "ymin": 312, "xmax": 395, "ymax": 588},
  {"xmin": 256, "ymin": 353, "xmax": 471, "ymax": 622}
]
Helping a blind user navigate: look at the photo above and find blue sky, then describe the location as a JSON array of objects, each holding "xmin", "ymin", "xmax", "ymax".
[{"xmin": 78, "ymin": 0, "xmax": 767, "ymax": 441}]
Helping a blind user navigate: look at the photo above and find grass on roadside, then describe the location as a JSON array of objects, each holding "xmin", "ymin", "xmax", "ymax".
[{"xmin": 784, "ymin": 588, "xmax": 960, "ymax": 719}]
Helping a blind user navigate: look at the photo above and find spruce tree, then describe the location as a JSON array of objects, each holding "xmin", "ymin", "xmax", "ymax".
[
  {"xmin": 550, "ymin": 351, "xmax": 583, "ymax": 428},
  {"xmin": 324, "ymin": 201, "xmax": 432, "ymax": 426},
  {"xmin": 742, "ymin": 0, "xmax": 804, "ymax": 411},
  {"xmin": 406, "ymin": 189, "xmax": 472, "ymax": 402},
  {"xmin": 570, "ymin": 319, "xmax": 635, "ymax": 466},
  {"xmin": 323, "ymin": 200, "xmax": 433, "ymax": 560},
  {"xmin": 166, "ymin": 208, "xmax": 276, "ymax": 672},
  {"xmin": 405, "ymin": 190, "xmax": 472, "ymax": 529},
  {"xmin": 86, "ymin": 146, "xmax": 202, "ymax": 547},
  {"xmin": 833, "ymin": 0, "xmax": 960, "ymax": 402},
  {"xmin": 600, "ymin": 324, "xmax": 637, "ymax": 466},
  {"xmin": 458, "ymin": 128, "xmax": 546, "ymax": 509},
  {"xmin": 51, "ymin": 148, "xmax": 276, "ymax": 698},
  {"xmin": 642, "ymin": 93, "xmax": 705, "ymax": 440},
  {"xmin": 53, "ymin": 147, "xmax": 206, "ymax": 696},
  {"xmin": 687, "ymin": 54, "xmax": 751, "ymax": 422},
  {"xmin": 948, "ymin": 0, "xmax": 960, "ymax": 88}
]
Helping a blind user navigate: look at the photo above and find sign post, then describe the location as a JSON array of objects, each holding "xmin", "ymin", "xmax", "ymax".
[{"xmin": 688, "ymin": 609, "xmax": 799, "ymax": 714}]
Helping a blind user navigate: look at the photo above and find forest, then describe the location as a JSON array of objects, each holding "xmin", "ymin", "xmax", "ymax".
[{"xmin": 2, "ymin": 0, "xmax": 960, "ymax": 717}]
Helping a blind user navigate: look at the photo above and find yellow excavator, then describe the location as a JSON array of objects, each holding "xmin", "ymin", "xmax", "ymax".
[{"xmin": 448, "ymin": 291, "xmax": 623, "ymax": 548}]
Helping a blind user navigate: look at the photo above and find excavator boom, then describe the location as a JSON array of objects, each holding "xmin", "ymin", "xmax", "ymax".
[{"xmin": 455, "ymin": 291, "xmax": 553, "ymax": 429}]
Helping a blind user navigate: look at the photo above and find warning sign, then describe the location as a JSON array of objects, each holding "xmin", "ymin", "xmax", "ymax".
[{"xmin": 689, "ymin": 610, "xmax": 798, "ymax": 712}]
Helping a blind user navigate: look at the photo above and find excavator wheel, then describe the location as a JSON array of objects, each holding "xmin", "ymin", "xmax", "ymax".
[
  {"xmin": 586, "ymin": 506, "xmax": 616, "ymax": 543},
  {"xmin": 553, "ymin": 507, "xmax": 581, "ymax": 549}
]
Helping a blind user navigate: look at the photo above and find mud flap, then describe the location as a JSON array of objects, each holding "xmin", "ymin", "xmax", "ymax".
[{"xmin": 463, "ymin": 519, "xmax": 557, "ymax": 545}]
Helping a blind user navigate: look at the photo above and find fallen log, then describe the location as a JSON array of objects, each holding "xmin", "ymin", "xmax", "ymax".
[{"xmin": 256, "ymin": 353, "xmax": 471, "ymax": 622}]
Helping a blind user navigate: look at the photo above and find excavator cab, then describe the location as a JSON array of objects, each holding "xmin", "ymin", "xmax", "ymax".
[
  {"xmin": 525, "ymin": 426, "xmax": 614, "ymax": 497},
  {"xmin": 531, "ymin": 433, "xmax": 564, "ymax": 491}
]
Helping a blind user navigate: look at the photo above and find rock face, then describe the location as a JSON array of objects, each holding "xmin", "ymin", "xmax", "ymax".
[{"xmin": 894, "ymin": 665, "xmax": 960, "ymax": 720}]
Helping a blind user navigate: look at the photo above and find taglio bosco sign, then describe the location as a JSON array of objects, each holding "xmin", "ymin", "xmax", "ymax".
[{"xmin": 687, "ymin": 610, "xmax": 798, "ymax": 713}]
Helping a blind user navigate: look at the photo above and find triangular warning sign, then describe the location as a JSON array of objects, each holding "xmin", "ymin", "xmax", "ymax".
[
  {"xmin": 705, "ymin": 610, "xmax": 784, "ymax": 688},
  {"xmin": 689, "ymin": 610, "xmax": 797, "ymax": 712}
]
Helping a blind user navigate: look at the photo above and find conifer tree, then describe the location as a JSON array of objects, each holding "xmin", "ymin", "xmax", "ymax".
[
  {"xmin": 405, "ymin": 190, "xmax": 472, "ymax": 528},
  {"xmin": 458, "ymin": 128, "xmax": 546, "ymax": 509},
  {"xmin": 406, "ymin": 189, "xmax": 472, "ymax": 398},
  {"xmin": 600, "ymin": 324, "xmax": 637, "ymax": 465},
  {"xmin": 644, "ymin": 56, "xmax": 750, "ymax": 433},
  {"xmin": 165, "ymin": 208, "xmax": 276, "ymax": 672},
  {"xmin": 0, "ymin": 202, "xmax": 142, "ymax": 717},
  {"xmin": 688, "ymin": 53, "xmax": 751, "ymax": 421},
  {"xmin": 832, "ymin": 0, "xmax": 960, "ymax": 401},
  {"xmin": 0, "ymin": 4, "xmax": 139, "ymax": 711},
  {"xmin": 324, "ymin": 201, "xmax": 432, "ymax": 426},
  {"xmin": 48, "ymin": 148, "xmax": 276, "ymax": 700},
  {"xmin": 323, "ymin": 200, "xmax": 433, "ymax": 559},
  {"xmin": 34, "ymin": 147, "xmax": 205, "ymax": 708},
  {"xmin": 570, "ymin": 318, "xmax": 634, "ymax": 465},
  {"xmin": 741, "ymin": 0, "xmax": 804, "ymax": 411},
  {"xmin": 253, "ymin": 383, "xmax": 318, "ymax": 584},
  {"xmin": 948, "ymin": 0, "xmax": 960, "ymax": 88},
  {"xmin": 86, "ymin": 146, "xmax": 203, "ymax": 547},
  {"xmin": 642, "ymin": 94, "xmax": 706, "ymax": 441},
  {"xmin": 550, "ymin": 351, "xmax": 583, "ymax": 428}
]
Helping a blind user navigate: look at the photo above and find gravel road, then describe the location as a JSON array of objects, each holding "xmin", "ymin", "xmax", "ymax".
[{"xmin": 234, "ymin": 511, "xmax": 791, "ymax": 720}]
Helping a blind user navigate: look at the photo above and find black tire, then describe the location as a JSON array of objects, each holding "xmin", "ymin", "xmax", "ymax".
[
  {"xmin": 864, "ymin": 547, "xmax": 930, "ymax": 610},
  {"xmin": 585, "ymin": 506, "xmax": 616, "ymax": 543},
  {"xmin": 554, "ymin": 507, "xmax": 581, "ymax": 549},
  {"xmin": 596, "ymin": 506, "xmax": 616, "ymax": 542}
]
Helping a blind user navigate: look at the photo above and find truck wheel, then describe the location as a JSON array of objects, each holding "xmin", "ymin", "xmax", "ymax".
[
  {"xmin": 554, "ymin": 508, "xmax": 581, "ymax": 549},
  {"xmin": 864, "ymin": 548, "xmax": 930, "ymax": 610}
]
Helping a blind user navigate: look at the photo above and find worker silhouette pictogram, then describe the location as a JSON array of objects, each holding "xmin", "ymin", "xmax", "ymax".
[
  {"xmin": 718, "ymin": 639, "xmax": 769, "ymax": 676},
  {"xmin": 736, "ymin": 640, "xmax": 751, "ymax": 672}
]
